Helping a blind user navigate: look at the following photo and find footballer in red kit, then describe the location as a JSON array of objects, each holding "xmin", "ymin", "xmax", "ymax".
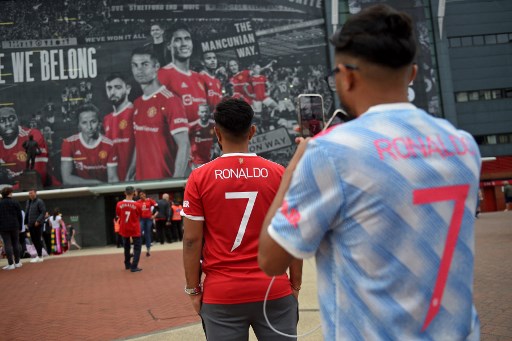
[
  {"xmin": 200, "ymin": 51, "xmax": 223, "ymax": 111},
  {"xmin": 133, "ymin": 86, "xmax": 189, "ymax": 180},
  {"xmin": 60, "ymin": 132, "xmax": 117, "ymax": 183},
  {"xmin": 158, "ymin": 64, "xmax": 208, "ymax": 123},
  {"xmin": 61, "ymin": 104, "xmax": 118, "ymax": 185},
  {"xmin": 189, "ymin": 104, "xmax": 215, "ymax": 168},
  {"xmin": 103, "ymin": 73, "xmax": 135, "ymax": 181},
  {"xmin": 0, "ymin": 111, "xmax": 49, "ymax": 185}
]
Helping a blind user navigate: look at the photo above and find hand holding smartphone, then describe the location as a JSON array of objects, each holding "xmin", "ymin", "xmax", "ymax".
[{"xmin": 297, "ymin": 94, "xmax": 324, "ymax": 138}]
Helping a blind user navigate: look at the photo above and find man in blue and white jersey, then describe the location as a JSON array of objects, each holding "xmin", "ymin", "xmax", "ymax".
[{"xmin": 259, "ymin": 4, "xmax": 481, "ymax": 340}]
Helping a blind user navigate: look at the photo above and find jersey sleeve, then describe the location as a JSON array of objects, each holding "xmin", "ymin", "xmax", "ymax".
[
  {"xmin": 181, "ymin": 171, "xmax": 204, "ymax": 221},
  {"xmin": 268, "ymin": 141, "xmax": 343, "ymax": 259},
  {"xmin": 60, "ymin": 138, "xmax": 72, "ymax": 161},
  {"xmin": 166, "ymin": 96, "xmax": 189, "ymax": 135}
]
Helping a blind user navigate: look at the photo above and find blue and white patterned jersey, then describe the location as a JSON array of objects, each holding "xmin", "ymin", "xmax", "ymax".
[{"xmin": 268, "ymin": 103, "xmax": 481, "ymax": 340}]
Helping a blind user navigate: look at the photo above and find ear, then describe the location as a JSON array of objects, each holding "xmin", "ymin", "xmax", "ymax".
[
  {"xmin": 338, "ymin": 64, "xmax": 356, "ymax": 92},
  {"xmin": 248, "ymin": 125, "xmax": 256, "ymax": 140},
  {"xmin": 409, "ymin": 63, "xmax": 418, "ymax": 84}
]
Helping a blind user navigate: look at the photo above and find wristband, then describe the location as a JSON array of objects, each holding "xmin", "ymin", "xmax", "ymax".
[{"xmin": 184, "ymin": 285, "xmax": 202, "ymax": 295}]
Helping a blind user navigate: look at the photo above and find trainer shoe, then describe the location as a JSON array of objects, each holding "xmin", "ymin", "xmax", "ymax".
[
  {"xmin": 130, "ymin": 268, "xmax": 143, "ymax": 272},
  {"xmin": 30, "ymin": 256, "xmax": 43, "ymax": 263},
  {"xmin": 14, "ymin": 262, "xmax": 23, "ymax": 268},
  {"xmin": 2, "ymin": 264, "xmax": 15, "ymax": 270}
]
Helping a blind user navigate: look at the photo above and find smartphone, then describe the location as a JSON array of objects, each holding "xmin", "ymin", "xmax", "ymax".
[{"xmin": 297, "ymin": 94, "xmax": 324, "ymax": 138}]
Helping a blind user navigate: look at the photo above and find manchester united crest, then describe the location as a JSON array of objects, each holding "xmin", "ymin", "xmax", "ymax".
[
  {"xmin": 119, "ymin": 119, "xmax": 128, "ymax": 130},
  {"xmin": 99, "ymin": 150, "xmax": 108, "ymax": 159},
  {"xmin": 239, "ymin": 158, "xmax": 244, "ymax": 165},
  {"xmin": 16, "ymin": 151, "xmax": 27, "ymax": 162},
  {"xmin": 147, "ymin": 107, "xmax": 157, "ymax": 118}
]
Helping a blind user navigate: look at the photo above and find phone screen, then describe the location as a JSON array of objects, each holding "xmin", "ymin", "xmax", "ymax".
[{"xmin": 298, "ymin": 95, "xmax": 324, "ymax": 137}]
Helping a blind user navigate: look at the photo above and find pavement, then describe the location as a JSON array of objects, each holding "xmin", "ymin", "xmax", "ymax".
[{"xmin": 0, "ymin": 212, "xmax": 510, "ymax": 341}]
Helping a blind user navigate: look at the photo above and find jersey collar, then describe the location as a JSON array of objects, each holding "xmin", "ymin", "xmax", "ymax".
[
  {"xmin": 364, "ymin": 102, "xmax": 417, "ymax": 115},
  {"xmin": 220, "ymin": 153, "xmax": 257, "ymax": 157}
]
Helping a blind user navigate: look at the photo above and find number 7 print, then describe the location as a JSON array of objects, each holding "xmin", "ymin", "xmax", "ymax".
[
  {"xmin": 413, "ymin": 184, "xmax": 469, "ymax": 331},
  {"xmin": 225, "ymin": 191, "xmax": 258, "ymax": 252}
]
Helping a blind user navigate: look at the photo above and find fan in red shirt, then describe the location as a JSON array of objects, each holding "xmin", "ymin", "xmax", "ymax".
[
  {"xmin": 189, "ymin": 104, "xmax": 215, "ymax": 169},
  {"xmin": 131, "ymin": 47, "xmax": 190, "ymax": 181},
  {"xmin": 103, "ymin": 73, "xmax": 135, "ymax": 182},
  {"xmin": 116, "ymin": 186, "xmax": 143, "ymax": 272},
  {"xmin": 182, "ymin": 98, "xmax": 302, "ymax": 339},
  {"xmin": 0, "ymin": 106, "xmax": 49, "ymax": 187},
  {"xmin": 138, "ymin": 189, "xmax": 158, "ymax": 256}
]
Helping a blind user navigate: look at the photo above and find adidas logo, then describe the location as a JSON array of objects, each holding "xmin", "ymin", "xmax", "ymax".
[
  {"xmin": 75, "ymin": 150, "xmax": 82, "ymax": 155},
  {"xmin": 181, "ymin": 82, "xmax": 188, "ymax": 88}
]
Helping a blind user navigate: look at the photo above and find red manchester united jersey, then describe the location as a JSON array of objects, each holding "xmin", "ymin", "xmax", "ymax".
[
  {"xmin": 230, "ymin": 69, "xmax": 253, "ymax": 104},
  {"xmin": 133, "ymin": 86, "xmax": 188, "ymax": 181},
  {"xmin": 181, "ymin": 153, "xmax": 291, "ymax": 304},
  {"xmin": 138, "ymin": 198, "xmax": 157, "ymax": 219},
  {"xmin": 0, "ymin": 126, "xmax": 48, "ymax": 184},
  {"xmin": 189, "ymin": 119, "xmax": 215, "ymax": 166},
  {"xmin": 61, "ymin": 133, "xmax": 117, "ymax": 182},
  {"xmin": 250, "ymin": 74, "xmax": 267, "ymax": 101},
  {"xmin": 158, "ymin": 63, "xmax": 207, "ymax": 123},
  {"xmin": 116, "ymin": 200, "xmax": 142, "ymax": 237},
  {"xmin": 103, "ymin": 102, "xmax": 135, "ymax": 181},
  {"xmin": 200, "ymin": 71, "xmax": 223, "ymax": 112}
]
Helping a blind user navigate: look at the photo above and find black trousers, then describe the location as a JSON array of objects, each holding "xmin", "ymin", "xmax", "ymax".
[
  {"xmin": 171, "ymin": 220, "xmax": 183, "ymax": 241},
  {"xmin": 1, "ymin": 230, "xmax": 20, "ymax": 265},
  {"xmin": 19, "ymin": 231, "xmax": 28, "ymax": 257},
  {"xmin": 123, "ymin": 236, "xmax": 141, "ymax": 270},
  {"xmin": 28, "ymin": 224, "xmax": 43, "ymax": 257},
  {"xmin": 43, "ymin": 232, "xmax": 52, "ymax": 254},
  {"xmin": 26, "ymin": 154, "xmax": 36, "ymax": 170},
  {"xmin": 155, "ymin": 220, "xmax": 167, "ymax": 244}
]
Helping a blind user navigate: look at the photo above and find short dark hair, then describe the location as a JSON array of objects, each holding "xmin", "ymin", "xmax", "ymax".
[
  {"xmin": 76, "ymin": 103, "xmax": 100, "ymax": 119},
  {"xmin": 166, "ymin": 23, "xmax": 192, "ymax": 43},
  {"xmin": 1, "ymin": 186, "xmax": 13, "ymax": 198},
  {"xmin": 214, "ymin": 98, "xmax": 253, "ymax": 138},
  {"xmin": 131, "ymin": 47, "xmax": 159, "ymax": 64},
  {"xmin": 330, "ymin": 4, "xmax": 416, "ymax": 69},
  {"xmin": 105, "ymin": 72, "xmax": 129, "ymax": 84},
  {"xmin": 125, "ymin": 186, "xmax": 134, "ymax": 194}
]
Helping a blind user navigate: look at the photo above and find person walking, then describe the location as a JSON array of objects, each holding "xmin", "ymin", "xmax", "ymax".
[
  {"xmin": 116, "ymin": 186, "xmax": 143, "ymax": 272},
  {"xmin": 48, "ymin": 208, "xmax": 67, "ymax": 255},
  {"xmin": 25, "ymin": 189, "xmax": 46, "ymax": 263},
  {"xmin": 170, "ymin": 201, "xmax": 183, "ymax": 242},
  {"xmin": 181, "ymin": 98, "xmax": 302, "ymax": 340},
  {"xmin": 259, "ymin": 4, "xmax": 481, "ymax": 340},
  {"xmin": 137, "ymin": 190, "xmax": 157, "ymax": 257},
  {"xmin": 0, "ymin": 186, "xmax": 23, "ymax": 270}
]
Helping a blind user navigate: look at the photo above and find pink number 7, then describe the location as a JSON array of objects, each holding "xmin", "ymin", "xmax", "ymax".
[{"xmin": 413, "ymin": 184, "xmax": 469, "ymax": 331}]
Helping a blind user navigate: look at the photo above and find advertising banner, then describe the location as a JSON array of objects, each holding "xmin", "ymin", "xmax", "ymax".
[{"xmin": 0, "ymin": 0, "xmax": 331, "ymax": 189}]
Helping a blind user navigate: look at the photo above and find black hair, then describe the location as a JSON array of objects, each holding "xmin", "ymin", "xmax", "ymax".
[
  {"xmin": 125, "ymin": 186, "xmax": 135, "ymax": 195},
  {"xmin": 329, "ymin": 4, "xmax": 416, "ymax": 69},
  {"xmin": 1, "ymin": 186, "xmax": 13, "ymax": 198},
  {"xmin": 131, "ymin": 47, "xmax": 159, "ymax": 65},
  {"xmin": 52, "ymin": 208, "xmax": 59, "ymax": 219},
  {"xmin": 166, "ymin": 23, "xmax": 192, "ymax": 44},
  {"xmin": 214, "ymin": 98, "xmax": 253, "ymax": 138},
  {"xmin": 105, "ymin": 72, "xmax": 129, "ymax": 84}
]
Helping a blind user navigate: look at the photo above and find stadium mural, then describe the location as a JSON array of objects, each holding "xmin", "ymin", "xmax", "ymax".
[{"xmin": 0, "ymin": 0, "xmax": 438, "ymax": 190}]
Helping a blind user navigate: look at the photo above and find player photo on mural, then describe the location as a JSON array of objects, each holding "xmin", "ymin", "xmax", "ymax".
[{"xmin": 0, "ymin": 0, "xmax": 437, "ymax": 189}]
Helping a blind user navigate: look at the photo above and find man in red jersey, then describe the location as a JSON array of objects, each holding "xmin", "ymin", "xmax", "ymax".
[
  {"xmin": 158, "ymin": 25, "xmax": 208, "ymax": 124},
  {"xmin": 0, "ymin": 106, "xmax": 49, "ymax": 186},
  {"xmin": 189, "ymin": 104, "xmax": 215, "ymax": 169},
  {"xmin": 138, "ymin": 189, "xmax": 158, "ymax": 257},
  {"xmin": 182, "ymin": 98, "xmax": 302, "ymax": 340},
  {"xmin": 250, "ymin": 63, "xmax": 278, "ymax": 119},
  {"xmin": 227, "ymin": 59, "xmax": 254, "ymax": 105},
  {"xmin": 103, "ymin": 73, "xmax": 135, "ymax": 182},
  {"xmin": 116, "ymin": 186, "xmax": 143, "ymax": 272},
  {"xmin": 130, "ymin": 47, "xmax": 190, "ymax": 180},
  {"xmin": 200, "ymin": 52, "xmax": 223, "ymax": 112},
  {"xmin": 61, "ymin": 104, "xmax": 119, "ymax": 186}
]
